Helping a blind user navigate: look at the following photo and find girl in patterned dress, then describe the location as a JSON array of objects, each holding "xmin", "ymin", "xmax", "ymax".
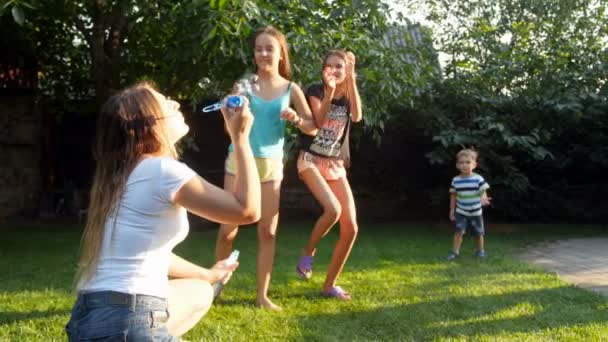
[{"xmin": 295, "ymin": 49, "xmax": 363, "ymax": 300}]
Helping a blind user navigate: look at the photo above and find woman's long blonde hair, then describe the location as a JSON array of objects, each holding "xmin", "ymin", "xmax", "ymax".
[{"xmin": 75, "ymin": 82, "xmax": 176, "ymax": 288}]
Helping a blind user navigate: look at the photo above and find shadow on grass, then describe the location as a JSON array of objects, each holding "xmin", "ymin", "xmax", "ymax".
[
  {"xmin": 0, "ymin": 309, "xmax": 70, "ymax": 325},
  {"xmin": 293, "ymin": 287, "xmax": 608, "ymax": 340},
  {"xmin": 2, "ymin": 220, "xmax": 608, "ymax": 340},
  {"xmin": 273, "ymin": 220, "xmax": 608, "ymax": 280}
]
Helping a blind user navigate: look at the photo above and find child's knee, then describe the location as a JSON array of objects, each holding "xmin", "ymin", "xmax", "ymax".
[
  {"xmin": 257, "ymin": 219, "xmax": 278, "ymax": 242},
  {"xmin": 340, "ymin": 222, "xmax": 358, "ymax": 240},
  {"xmin": 323, "ymin": 203, "xmax": 342, "ymax": 222},
  {"xmin": 219, "ymin": 226, "xmax": 239, "ymax": 243},
  {"xmin": 258, "ymin": 230, "xmax": 277, "ymax": 242}
]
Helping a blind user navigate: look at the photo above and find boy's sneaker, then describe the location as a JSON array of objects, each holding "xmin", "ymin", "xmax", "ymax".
[
  {"xmin": 446, "ymin": 251, "xmax": 459, "ymax": 261},
  {"xmin": 475, "ymin": 249, "xmax": 487, "ymax": 258}
]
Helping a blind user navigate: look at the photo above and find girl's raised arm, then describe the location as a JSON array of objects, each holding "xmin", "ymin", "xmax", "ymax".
[{"xmin": 346, "ymin": 51, "xmax": 362, "ymax": 123}]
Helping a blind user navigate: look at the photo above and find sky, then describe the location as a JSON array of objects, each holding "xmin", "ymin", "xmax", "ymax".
[
  {"xmin": 384, "ymin": 0, "xmax": 451, "ymax": 66},
  {"xmin": 384, "ymin": 0, "xmax": 431, "ymax": 25}
]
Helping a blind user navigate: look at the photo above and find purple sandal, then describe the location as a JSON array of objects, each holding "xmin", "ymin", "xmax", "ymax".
[
  {"xmin": 323, "ymin": 286, "xmax": 351, "ymax": 301},
  {"xmin": 296, "ymin": 255, "xmax": 313, "ymax": 280}
]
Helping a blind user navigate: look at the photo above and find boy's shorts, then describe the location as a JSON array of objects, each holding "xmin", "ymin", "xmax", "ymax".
[
  {"xmin": 225, "ymin": 152, "xmax": 283, "ymax": 183},
  {"xmin": 297, "ymin": 151, "xmax": 346, "ymax": 181},
  {"xmin": 454, "ymin": 213, "xmax": 485, "ymax": 236}
]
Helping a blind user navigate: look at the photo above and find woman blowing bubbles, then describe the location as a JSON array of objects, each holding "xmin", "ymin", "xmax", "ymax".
[{"xmin": 66, "ymin": 82, "xmax": 260, "ymax": 341}]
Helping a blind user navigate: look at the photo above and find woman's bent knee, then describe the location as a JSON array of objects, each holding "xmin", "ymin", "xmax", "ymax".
[
  {"xmin": 171, "ymin": 279, "xmax": 213, "ymax": 313},
  {"xmin": 191, "ymin": 280, "xmax": 213, "ymax": 313}
]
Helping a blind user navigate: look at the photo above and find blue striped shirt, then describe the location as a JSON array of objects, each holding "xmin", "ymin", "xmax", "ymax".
[{"xmin": 449, "ymin": 173, "xmax": 490, "ymax": 216}]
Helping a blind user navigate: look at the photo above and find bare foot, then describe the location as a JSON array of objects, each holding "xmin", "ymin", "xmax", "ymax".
[{"xmin": 256, "ymin": 297, "xmax": 282, "ymax": 311}]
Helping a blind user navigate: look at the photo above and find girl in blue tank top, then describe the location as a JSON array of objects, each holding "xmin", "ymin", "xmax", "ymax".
[
  {"xmin": 228, "ymin": 83, "xmax": 291, "ymax": 159},
  {"xmin": 216, "ymin": 26, "xmax": 317, "ymax": 310}
]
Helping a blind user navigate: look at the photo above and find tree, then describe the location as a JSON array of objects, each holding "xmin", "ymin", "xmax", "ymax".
[
  {"xmin": 3, "ymin": 0, "xmax": 135, "ymax": 105},
  {"xmin": 401, "ymin": 0, "xmax": 608, "ymax": 220},
  {"xmin": 2, "ymin": 0, "xmax": 439, "ymax": 129}
]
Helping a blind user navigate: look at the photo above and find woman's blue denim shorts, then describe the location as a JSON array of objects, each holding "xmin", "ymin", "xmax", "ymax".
[{"xmin": 65, "ymin": 291, "xmax": 180, "ymax": 341}]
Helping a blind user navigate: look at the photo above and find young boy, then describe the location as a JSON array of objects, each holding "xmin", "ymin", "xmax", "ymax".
[{"xmin": 446, "ymin": 149, "xmax": 491, "ymax": 260}]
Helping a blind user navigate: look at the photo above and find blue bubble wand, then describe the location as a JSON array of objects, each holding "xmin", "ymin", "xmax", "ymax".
[{"xmin": 201, "ymin": 74, "xmax": 258, "ymax": 113}]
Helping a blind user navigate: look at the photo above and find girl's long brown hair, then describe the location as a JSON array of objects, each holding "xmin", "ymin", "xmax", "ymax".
[
  {"xmin": 75, "ymin": 82, "xmax": 176, "ymax": 288},
  {"xmin": 254, "ymin": 26, "xmax": 292, "ymax": 80},
  {"xmin": 322, "ymin": 49, "xmax": 352, "ymax": 99},
  {"xmin": 322, "ymin": 49, "xmax": 353, "ymax": 167}
]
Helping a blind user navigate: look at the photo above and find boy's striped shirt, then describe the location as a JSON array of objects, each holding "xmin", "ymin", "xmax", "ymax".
[{"xmin": 449, "ymin": 173, "xmax": 490, "ymax": 216}]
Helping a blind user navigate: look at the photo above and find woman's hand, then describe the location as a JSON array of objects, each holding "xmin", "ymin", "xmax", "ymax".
[
  {"xmin": 209, "ymin": 258, "xmax": 239, "ymax": 285},
  {"xmin": 220, "ymin": 96, "xmax": 253, "ymax": 145}
]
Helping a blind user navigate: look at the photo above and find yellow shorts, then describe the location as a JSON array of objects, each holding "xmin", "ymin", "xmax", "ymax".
[{"xmin": 225, "ymin": 152, "xmax": 283, "ymax": 183}]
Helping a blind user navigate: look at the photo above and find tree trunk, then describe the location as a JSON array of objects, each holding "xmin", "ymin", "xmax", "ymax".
[{"xmin": 81, "ymin": 0, "xmax": 130, "ymax": 108}]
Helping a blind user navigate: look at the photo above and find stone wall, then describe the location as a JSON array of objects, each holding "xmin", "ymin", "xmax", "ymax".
[{"xmin": 0, "ymin": 94, "xmax": 41, "ymax": 219}]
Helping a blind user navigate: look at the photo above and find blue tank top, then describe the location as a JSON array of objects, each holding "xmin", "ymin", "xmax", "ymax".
[{"xmin": 229, "ymin": 83, "xmax": 292, "ymax": 159}]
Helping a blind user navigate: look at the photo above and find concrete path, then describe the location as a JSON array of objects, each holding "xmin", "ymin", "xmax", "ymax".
[{"xmin": 519, "ymin": 238, "xmax": 608, "ymax": 295}]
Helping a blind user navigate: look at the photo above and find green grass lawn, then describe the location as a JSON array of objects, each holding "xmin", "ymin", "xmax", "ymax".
[{"xmin": 1, "ymin": 221, "xmax": 608, "ymax": 341}]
